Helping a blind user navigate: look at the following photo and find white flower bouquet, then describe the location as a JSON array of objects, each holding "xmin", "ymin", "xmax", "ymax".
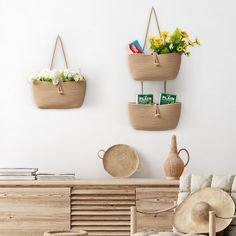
[{"xmin": 31, "ymin": 68, "xmax": 86, "ymax": 85}]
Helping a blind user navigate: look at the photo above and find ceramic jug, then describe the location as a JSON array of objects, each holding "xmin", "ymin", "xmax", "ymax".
[{"xmin": 163, "ymin": 135, "xmax": 190, "ymax": 180}]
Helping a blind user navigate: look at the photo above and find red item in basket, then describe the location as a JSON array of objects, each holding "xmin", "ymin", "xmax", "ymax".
[{"xmin": 129, "ymin": 40, "xmax": 144, "ymax": 54}]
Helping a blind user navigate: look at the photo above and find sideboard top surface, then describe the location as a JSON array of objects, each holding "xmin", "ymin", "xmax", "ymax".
[{"xmin": 0, "ymin": 178, "xmax": 179, "ymax": 187}]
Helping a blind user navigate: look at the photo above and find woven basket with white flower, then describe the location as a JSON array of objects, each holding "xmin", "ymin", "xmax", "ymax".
[{"xmin": 31, "ymin": 35, "xmax": 86, "ymax": 109}]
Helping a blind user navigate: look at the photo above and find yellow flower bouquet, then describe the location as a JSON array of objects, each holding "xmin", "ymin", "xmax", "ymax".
[
  {"xmin": 149, "ymin": 28, "xmax": 200, "ymax": 56},
  {"xmin": 128, "ymin": 8, "xmax": 201, "ymax": 81}
]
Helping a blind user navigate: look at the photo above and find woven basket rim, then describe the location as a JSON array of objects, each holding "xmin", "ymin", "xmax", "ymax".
[
  {"xmin": 128, "ymin": 52, "xmax": 181, "ymax": 57},
  {"xmin": 102, "ymin": 144, "xmax": 140, "ymax": 178},
  {"xmin": 128, "ymin": 102, "xmax": 181, "ymax": 107},
  {"xmin": 33, "ymin": 80, "xmax": 86, "ymax": 84}
]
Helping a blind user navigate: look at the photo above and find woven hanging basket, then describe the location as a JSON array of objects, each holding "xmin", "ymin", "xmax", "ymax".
[
  {"xmin": 128, "ymin": 102, "xmax": 181, "ymax": 131},
  {"xmin": 98, "ymin": 144, "xmax": 141, "ymax": 178},
  {"xmin": 128, "ymin": 7, "xmax": 181, "ymax": 81},
  {"xmin": 32, "ymin": 35, "xmax": 86, "ymax": 109},
  {"xmin": 32, "ymin": 80, "xmax": 86, "ymax": 109},
  {"xmin": 44, "ymin": 230, "xmax": 88, "ymax": 236},
  {"xmin": 128, "ymin": 53, "xmax": 181, "ymax": 81}
]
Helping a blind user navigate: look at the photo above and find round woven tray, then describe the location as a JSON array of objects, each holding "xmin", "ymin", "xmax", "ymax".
[
  {"xmin": 44, "ymin": 230, "xmax": 88, "ymax": 236},
  {"xmin": 98, "ymin": 144, "xmax": 140, "ymax": 178}
]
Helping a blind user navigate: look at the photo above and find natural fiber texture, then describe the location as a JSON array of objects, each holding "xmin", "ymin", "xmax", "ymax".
[
  {"xmin": 32, "ymin": 35, "xmax": 86, "ymax": 109},
  {"xmin": 163, "ymin": 135, "xmax": 190, "ymax": 180},
  {"xmin": 178, "ymin": 174, "xmax": 236, "ymax": 235},
  {"xmin": 32, "ymin": 81, "xmax": 86, "ymax": 109},
  {"xmin": 128, "ymin": 7, "xmax": 181, "ymax": 81},
  {"xmin": 173, "ymin": 188, "xmax": 235, "ymax": 234},
  {"xmin": 98, "ymin": 144, "xmax": 140, "ymax": 178},
  {"xmin": 128, "ymin": 53, "xmax": 181, "ymax": 81},
  {"xmin": 128, "ymin": 102, "xmax": 181, "ymax": 131},
  {"xmin": 44, "ymin": 230, "xmax": 88, "ymax": 236}
]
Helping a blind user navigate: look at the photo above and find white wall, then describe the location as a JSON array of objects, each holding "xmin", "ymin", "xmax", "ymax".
[{"xmin": 0, "ymin": 0, "xmax": 235, "ymax": 178}]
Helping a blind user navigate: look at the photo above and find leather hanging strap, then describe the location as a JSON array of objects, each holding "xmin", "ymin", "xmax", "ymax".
[
  {"xmin": 57, "ymin": 83, "xmax": 64, "ymax": 95},
  {"xmin": 49, "ymin": 35, "xmax": 69, "ymax": 95},
  {"xmin": 50, "ymin": 35, "xmax": 68, "ymax": 70},
  {"xmin": 164, "ymin": 80, "xmax": 167, "ymax": 93},
  {"xmin": 154, "ymin": 103, "xmax": 160, "ymax": 117},
  {"xmin": 141, "ymin": 81, "xmax": 144, "ymax": 94},
  {"xmin": 153, "ymin": 52, "xmax": 160, "ymax": 66},
  {"xmin": 140, "ymin": 7, "xmax": 167, "ymax": 94},
  {"xmin": 142, "ymin": 7, "xmax": 162, "ymax": 50},
  {"xmin": 57, "ymin": 85, "xmax": 63, "ymax": 94}
]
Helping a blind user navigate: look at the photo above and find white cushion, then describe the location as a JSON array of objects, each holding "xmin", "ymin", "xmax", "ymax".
[
  {"xmin": 231, "ymin": 176, "xmax": 236, "ymax": 192},
  {"xmin": 179, "ymin": 174, "xmax": 191, "ymax": 192},
  {"xmin": 190, "ymin": 175, "xmax": 212, "ymax": 192},
  {"xmin": 211, "ymin": 175, "xmax": 234, "ymax": 192}
]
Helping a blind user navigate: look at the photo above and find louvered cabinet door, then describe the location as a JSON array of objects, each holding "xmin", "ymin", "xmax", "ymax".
[
  {"xmin": 0, "ymin": 187, "xmax": 70, "ymax": 236},
  {"xmin": 136, "ymin": 187, "xmax": 178, "ymax": 232},
  {"xmin": 71, "ymin": 186, "xmax": 135, "ymax": 236}
]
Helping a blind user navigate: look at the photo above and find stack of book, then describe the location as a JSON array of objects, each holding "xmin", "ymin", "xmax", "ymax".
[
  {"xmin": 0, "ymin": 168, "xmax": 38, "ymax": 180},
  {"xmin": 37, "ymin": 173, "xmax": 75, "ymax": 181}
]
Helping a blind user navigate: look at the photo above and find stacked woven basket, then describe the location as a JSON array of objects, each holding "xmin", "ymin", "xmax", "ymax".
[{"xmin": 127, "ymin": 7, "xmax": 182, "ymax": 131}]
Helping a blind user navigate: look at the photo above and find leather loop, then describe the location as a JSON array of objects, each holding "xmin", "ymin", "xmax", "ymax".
[
  {"xmin": 50, "ymin": 35, "xmax": 68, "ymax": 70},
  {"xmin": 143, "ymin": 7, "xmax": 162, "ymax": 50}
]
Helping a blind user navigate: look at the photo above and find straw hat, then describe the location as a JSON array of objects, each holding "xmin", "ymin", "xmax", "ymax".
[{"xmin": 173, "ymin": 187, "xmax": 235, "ymax": 234}]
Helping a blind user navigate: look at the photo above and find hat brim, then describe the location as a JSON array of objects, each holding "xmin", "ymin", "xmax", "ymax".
[{"xmin": 173, "ymin": 187, "xmax": 235, "ymax": 234}]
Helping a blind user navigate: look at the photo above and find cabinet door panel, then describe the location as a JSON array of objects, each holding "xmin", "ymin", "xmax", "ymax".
[
  {"xmin": 136, "ymin": 187, "xmax": 178, "ymax": 232},
  {"xmin": 71, "ymin": 186, "xmax": 135, "ymax": 236},
  {"xmin": 0, "ymin": 187, "xmax": 70, "ymax": 236}
]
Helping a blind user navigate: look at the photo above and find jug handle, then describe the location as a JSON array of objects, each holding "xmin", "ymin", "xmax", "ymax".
[
  {"xmin": 98, "ymin": 149, "xmax": 105, "ymax": 159},
  {"xmin": 178, "ymin": 148, "xmax": 190, "ymax": 167}
]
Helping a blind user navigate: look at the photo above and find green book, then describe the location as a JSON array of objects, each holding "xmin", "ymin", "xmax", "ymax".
[
  {"xmin": 136, "ymin": 94, "xmax": 153, "ymax": 104},
  {"xmin": 159, "ymin": 93, "xmax": 176, "ymax": 105}
]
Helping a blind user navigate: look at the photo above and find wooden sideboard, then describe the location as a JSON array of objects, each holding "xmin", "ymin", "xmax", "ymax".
[{"xmin": 0, "ymin": 179, "xmax": 179, "ymax": 236}]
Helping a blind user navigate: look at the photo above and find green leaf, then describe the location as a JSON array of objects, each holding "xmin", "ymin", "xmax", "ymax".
[
  {"xmin": 171, "ymin": 28, "xmax": 181, "ymax": 44},
  {"xmin": 160, "ymin": 47, "xmax": 170, "ymax": 54}
]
